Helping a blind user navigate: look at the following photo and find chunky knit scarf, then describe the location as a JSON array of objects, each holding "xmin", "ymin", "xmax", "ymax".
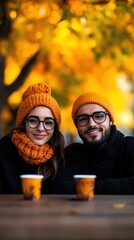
[{"xmin": 11, "ymin": 130, "xmax": 54, "ymax": 166}]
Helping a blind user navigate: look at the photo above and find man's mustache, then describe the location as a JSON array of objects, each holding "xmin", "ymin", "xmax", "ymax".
[{"xmin": 84, "ymin": 127, "xmax": 101, "ymax": 134}]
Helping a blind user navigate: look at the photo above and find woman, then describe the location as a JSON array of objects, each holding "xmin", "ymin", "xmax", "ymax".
[{"xmin": 0, "ymin": 82, "xmax": 64, "ymax": 194}]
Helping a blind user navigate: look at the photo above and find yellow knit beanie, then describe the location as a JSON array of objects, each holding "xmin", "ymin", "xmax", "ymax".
[
  {"xmin": 72, "ymin": 92, "xmax": 114, "ymax": 123},
  {"xmin": 16, "ymin": 83, "xmax": 61, "ymax": 127}
]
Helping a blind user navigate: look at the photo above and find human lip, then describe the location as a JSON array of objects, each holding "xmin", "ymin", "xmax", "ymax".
[
  {"xmin": 85, "ymin": 128, "xmax": 101, "ymax": 136},
  {"xmin": 33, "ymin": 134, "xmax": 46, "ymax": 140}
]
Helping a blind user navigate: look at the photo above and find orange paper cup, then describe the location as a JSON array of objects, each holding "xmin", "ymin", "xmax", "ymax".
[
  {"xmin": 73, "ymin": 175, "xmax": 96, "ymax": 200},
  {"xmin": 20, "ymin": 174, "xmax": 44, "ymax": 201}
]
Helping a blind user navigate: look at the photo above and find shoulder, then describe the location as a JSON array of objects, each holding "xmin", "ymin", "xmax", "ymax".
[
  {"xmin": 0, "ymin": 134, "xmax": 15, "ymax": 152},
  {"xmin": 0, "ymin": 134, "xmax": 12, "ymax": 145},
  {"xmin": 118, "ymin": 136, "xmax": 134, "ymax": 158},
  {"xmin": 123, "ymin": 136, "xmax": 134, "ymax": 148}
]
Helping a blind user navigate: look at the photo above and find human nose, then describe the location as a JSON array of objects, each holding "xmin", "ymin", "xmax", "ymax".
[{"xmin": 37, "ymin": 121, "xmax": 45, "ymax": 131}]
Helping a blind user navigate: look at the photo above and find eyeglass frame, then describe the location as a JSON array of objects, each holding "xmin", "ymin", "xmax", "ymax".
[
  {"xmin": 26, "ymin": 116, "xmax": 55, "ymax": 131},
  {"xmin": 75, "ymin": 111, "xmax": 109, "ymax": 127}
]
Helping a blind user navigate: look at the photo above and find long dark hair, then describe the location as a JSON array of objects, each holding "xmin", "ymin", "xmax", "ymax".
[
  {"xmin": 38, "ymin": 124, "xmax": 65, "ymax": 180},
  {"xmin": 11, "ymin": 119, "xmax": 65, "ymax": 180}
]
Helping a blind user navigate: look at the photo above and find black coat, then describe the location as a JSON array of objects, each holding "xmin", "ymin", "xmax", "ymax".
[
  {"xmin": 0, "ymin": 135, "xmax": 54, "ymax": 194},
  {"xmin": 51, "ymin": 125, "xmax": 134, "ymax": 194}
]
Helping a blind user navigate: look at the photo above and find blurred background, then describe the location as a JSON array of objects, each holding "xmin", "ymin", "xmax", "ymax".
[{"xmin": 0, "ymin": 0, "xmax": 134, "ymax": 146}]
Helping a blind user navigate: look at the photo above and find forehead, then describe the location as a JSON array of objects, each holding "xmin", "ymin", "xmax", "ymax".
[
  {"xmin": 76, "ymin": 103, "xmax": 106, "ymax": 115},
  {"xmin": 28, "ymin": 106, "xmax": 54, "ymax": 118}
]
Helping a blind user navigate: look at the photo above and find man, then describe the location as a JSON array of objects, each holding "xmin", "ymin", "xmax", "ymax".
[{"xmin": 51, "ymin": 91, "xmax": 134, "ymax": 194}]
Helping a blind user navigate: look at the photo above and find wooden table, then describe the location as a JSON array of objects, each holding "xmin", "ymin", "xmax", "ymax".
[{"xmin": 0, "ymin": 194, "xmax": 134, "ymax": 240}]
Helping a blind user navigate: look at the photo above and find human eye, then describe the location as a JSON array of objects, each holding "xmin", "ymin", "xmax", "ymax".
[
  {"xmin": 44, "ymin": 118, "xmax": 54, "ymax": 127},
  {"xmin": 94, "ymin": 112, "xmax": 105, "ymax": 120},
  {"xmin": 28, "ymin": 117, "xmax": 38, "ymax": 124},
  {"xmin": 77, "ymin": 115, "xmax": 88, "ymax": 124}
]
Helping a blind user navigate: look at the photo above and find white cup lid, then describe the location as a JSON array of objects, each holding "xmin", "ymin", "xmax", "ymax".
[
  {"xmin": 73, "ymin": 175, "xmax": 96, "ymax": 178},
  {"xmin": 20, "ymin": 174, "xmax": 44, "ymax": 179}
]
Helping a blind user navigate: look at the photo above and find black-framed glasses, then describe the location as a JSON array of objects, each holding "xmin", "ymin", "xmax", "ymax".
[
  {"xmin": 26, "ymin": 116, "xmax": 55, "ymax": 130},
  {"xmin": 75, "ymin": 111, "xmax": 109, "ymax": 127}
]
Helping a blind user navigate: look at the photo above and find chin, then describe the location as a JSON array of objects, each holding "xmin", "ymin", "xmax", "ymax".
[{"xmin": 32, "ymin": 140, "xmax": 46, "ymax": 146}]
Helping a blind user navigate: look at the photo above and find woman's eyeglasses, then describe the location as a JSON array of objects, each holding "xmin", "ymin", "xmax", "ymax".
[
  {"xmin": 75, "ymin": 111, "xmax": 109, "ymax": 127},
  {"xmin": 26, "ymin": 116, "xmax": 55, "ymax": 130}
]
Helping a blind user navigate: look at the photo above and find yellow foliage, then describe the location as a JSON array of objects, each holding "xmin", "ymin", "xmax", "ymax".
[
  {"xmin": 4, "ymin": 57, "xmax": 20, "ymax": 85},
  {"xmin": 61, "ymin": 106, "xmax": 77, "ymax": 134},
  {"xmin": 7, "ymin": 91, "xmax": 22, "ymax": 109},
  {"xmin": 2, "ymin": 0, "xmax": 134, "ymax": 136},
  {"xmin": 1, "ymin": 107, "xmax": 12, "ymax": 122}
]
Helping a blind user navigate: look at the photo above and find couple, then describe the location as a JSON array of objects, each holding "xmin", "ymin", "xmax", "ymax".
[{"xmin": 0, "ymin": 82, "xmax": 134, "ymax": 194}]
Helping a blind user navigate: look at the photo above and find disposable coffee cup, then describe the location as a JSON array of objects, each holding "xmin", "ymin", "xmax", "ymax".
[
  {"xmin": 73, "ymin": 175, "xmax": 96, "ymax": 200},
  {"xmin": 20, "ymin": 174, "xmax": 44, "ymax": 201}
]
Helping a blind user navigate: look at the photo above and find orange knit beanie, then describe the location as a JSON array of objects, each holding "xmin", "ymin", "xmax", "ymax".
[
  {"xmin": 72, "ymin": 92, "xmax": 114, "ymax": 123},
  {"xmin": 16, "ymin": 83, "xmax": 61, "ymax": 127}
]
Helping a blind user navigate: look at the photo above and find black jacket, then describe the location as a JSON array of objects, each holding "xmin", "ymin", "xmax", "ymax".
[
  {"xmin": 51, "ymin": 125, "xmax": 134, "ymax": 194},
  {"xmin": 0, "ymin": 135, "xmax": 54, "ymax": 194}
]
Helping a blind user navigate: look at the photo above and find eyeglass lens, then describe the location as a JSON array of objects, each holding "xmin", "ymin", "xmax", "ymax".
[
  {"xmin": 76, "ymin": 111, "xmax": 108, "ymax": 126},
  {"xmin": 26, "ymin": 116, "xmax": 55, "ymax": 130}
]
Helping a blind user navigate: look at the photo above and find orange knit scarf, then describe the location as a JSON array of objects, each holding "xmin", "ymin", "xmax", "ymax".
[{"xmin": 11, "ymin": 130, "xmax": 54, "ymax": 166}]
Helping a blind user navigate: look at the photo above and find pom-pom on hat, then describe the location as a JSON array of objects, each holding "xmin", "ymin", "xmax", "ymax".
[
  {"xmin": 16, "ymin": 83, "xmax": 61, "ymax": 127},
  {"xmin": 72, "ymin": 92, "xmax": 114, "ymax": 124}
]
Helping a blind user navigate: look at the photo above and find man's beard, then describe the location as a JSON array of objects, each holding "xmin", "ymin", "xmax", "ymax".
[{"xmin": 78, "ymin": 126, "xmax": 111, "ymax": 147}]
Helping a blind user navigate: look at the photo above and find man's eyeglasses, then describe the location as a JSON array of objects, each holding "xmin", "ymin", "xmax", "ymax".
[
  {"xmin": 75, "ymin": 111, "xmax": 109, "ymax": 127},
  {"xmin": 26, "ymin": 116, "xmax": 55, "ymax": 130}
]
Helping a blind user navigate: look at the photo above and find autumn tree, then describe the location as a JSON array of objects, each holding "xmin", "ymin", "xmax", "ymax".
[
  {"xmin": 0, "ymin": 0, "xmax": 39, "ymax": 136},
  {"xmin": 0, "ymin": 0, "xmax": 134, "ymax": 137}
]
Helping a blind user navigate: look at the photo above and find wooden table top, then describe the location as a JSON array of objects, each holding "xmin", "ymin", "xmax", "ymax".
[{"xmin": 0, "ymin": 194, "xmax": 134, "ymax": 240}]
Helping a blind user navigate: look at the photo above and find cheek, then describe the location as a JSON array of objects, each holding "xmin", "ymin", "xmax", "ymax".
[
  {"xmin": 46, "ymin": 129, "xmax": 54, "ymax": 138},
  {"xmin": 77, "ymin": 126, "xmax": 85, "ymax": 134},
  {"xmin": 49, "ymin": 130, "xmax": 54, "ymax": 138}
]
